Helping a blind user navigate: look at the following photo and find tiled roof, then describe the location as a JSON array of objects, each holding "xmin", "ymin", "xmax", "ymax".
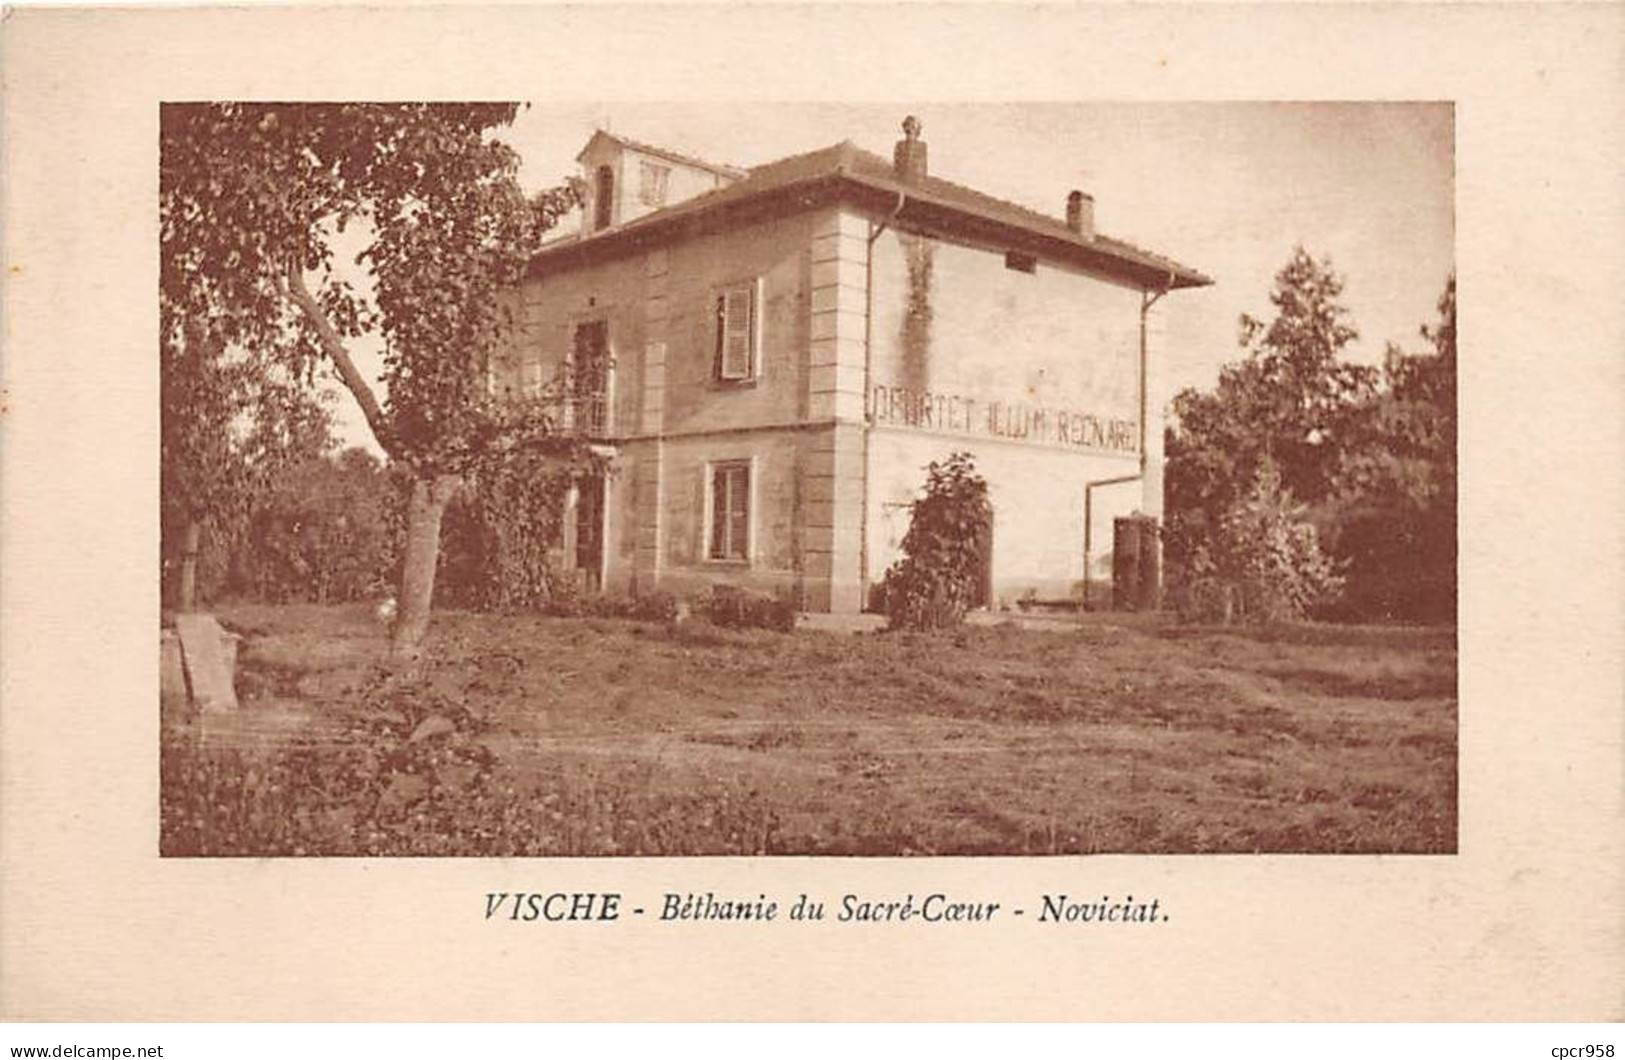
[
  {"xmin": 538, "ymin": 138, "xmax": 1211, "ymax": 290},
  {"xmin": 575, "ymin": 129, "xmax": 748, "ymax": 179}
]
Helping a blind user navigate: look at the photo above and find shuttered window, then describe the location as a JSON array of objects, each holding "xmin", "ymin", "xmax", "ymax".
[
  {"xmin": 713, "ymin": 281, "xmax": 757, "ymax": 382},
  {"xmin": 593, "ymin": 165, "xmax": 614, "ymax": 231},
  {"xmin": 709, "ymin": 462, "xmax": 751, "ymax": 561},
  {"xmin": 639, "ymin": 161, "xmax": 670, "ymax": 207}
]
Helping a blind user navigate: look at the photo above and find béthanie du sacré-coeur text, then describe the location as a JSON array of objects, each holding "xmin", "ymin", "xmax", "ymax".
[{"xmin": 483, "ymin": 891, "xmax": 1165, "ymax": 925}]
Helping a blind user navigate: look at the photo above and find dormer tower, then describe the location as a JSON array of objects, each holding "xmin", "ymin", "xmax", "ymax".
[{"xmin": 574, "ymin": 130, "xmax": 747, "ymax": 236}]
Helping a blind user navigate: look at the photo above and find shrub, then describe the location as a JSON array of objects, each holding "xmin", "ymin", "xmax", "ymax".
[
  {"xmin": 700, "ymin": 585, "xmax": 797, "ymax": 632},
  {"xmin": 1171, "ymin": 460, "xmax": 1343, "ymax": 623},
  {"xmin": 629, "ymin": 590, "xmax": 680, "ymax": 624},
  {"xmin": 1319, "ymin": 496, "xmax": 1456, "ymax": 624},
  {"xmin": 880, "ymin": 452, "xmax": 992, "ymax": 631},
  {"xmin": 543, "ymin": 590, "xmax": 678, "ymax": 623}
]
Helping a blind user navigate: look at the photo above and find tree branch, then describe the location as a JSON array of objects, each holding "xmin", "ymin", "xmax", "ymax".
[{"xmin": 282, "ymin": 263, "xmax": 399, "ymax": 458}]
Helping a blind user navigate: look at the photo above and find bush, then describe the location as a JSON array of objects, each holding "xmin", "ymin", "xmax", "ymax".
[
  {"xmin": 629, "ymin": 590, "xmax": 680, "ymax": 624},
  {"xmin": 1171, "ymin": 460, "xmax": 1343, "ymax": 624},
  {"xmin": 880, "ymin": 452, "xmax": 992, "ymax": 631},
  {"xmin": 542, "ymin": 589, "xmax": 679, "ymax": 623},
  {"xmin": 1319, "ymin": 499, "xmax": 1455, "ymax": 623},
  {"xmin": 700, "ymin": 585, "xmax": 797, "ymax": 632}
]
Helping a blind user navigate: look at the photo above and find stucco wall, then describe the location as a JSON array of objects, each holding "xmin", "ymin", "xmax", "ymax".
[
  {"xmin": 659, "ymin": 213, "xmax": 816, "ymax": 435},
  {"xmin": 510, "ymin": 210, "xmax": 818, "ymax": 439},
  {"xmin": 618, "ymin": 148, "xmax": 730, "ymax": 226},
  {"xmin": 859, "ymin": 220, "xmax": 1158, "ymax": 605},
  {"xmin": 867, "ymin": 226, "xmax": 1144, "ymax": 457},
  {"xmin": 502, "ymin": 257, "xmax": 647, "ymax": 435},
  {"xmin": 613, "ymin": 428, "xmax": 842, "ymax": 605},
  {"xmin": 865, "ymin": 429, "xmax": 1144, "ymax": 606},
  {"xmin": 513, "ymin": 209, "xmax": 832, "ymax": 603},
  {"xmin": 642, "ymin": 427, "xmax": 821, "ymax": 602},
  {"xmin": 507, "ymin": 201, "xmax": 1168, "ymax": 611}
]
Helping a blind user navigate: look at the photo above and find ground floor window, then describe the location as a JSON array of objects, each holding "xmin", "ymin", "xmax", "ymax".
[{"xmin": 709, "ymin": 461, "xmax": 751, "ymax": 561}]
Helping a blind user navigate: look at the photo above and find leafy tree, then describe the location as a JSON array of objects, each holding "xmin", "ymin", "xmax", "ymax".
[
  {"xmin": 159, "ymin": 320, "xmax": 332, "ymax": 611},
  {"xmin": 1326, "ymin": 276, "xmax": 1457, "ymax": 620},
  {"xmin": 1166, "ymin": 253, "xmax": 1457, "ymax": 624},
  {"xmin": 238, "ymin": 447, "xmax": 402, "ymax": 604},
  {"xmin": 879, "ymin": 452, "xmax": 992, "ymax": 630},
  {"xmin": 160, "ymin": 103, "xmax": 589, "ymax": 657},
  {"xmin": 1340, "ymin": 275, "xmax": 1456, "ymax": 506},
  {"xmin": 1167, "ymin": 247, "xmax": 1377, "ymax": 527},
  {"xmin": 1164, "ymin": 248, "xmax": 1377, "ymax": 598}
]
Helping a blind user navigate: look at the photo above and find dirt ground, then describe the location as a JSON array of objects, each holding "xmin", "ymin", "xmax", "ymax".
[{"xmin": 177, "ymin": 602, "xmax": 1457, "ymax": 856}]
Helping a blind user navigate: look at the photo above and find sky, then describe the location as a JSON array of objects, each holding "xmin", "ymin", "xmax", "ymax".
[{"xmin": 325, "ymin": 102, "xmax": 1454, "ymax": 452}]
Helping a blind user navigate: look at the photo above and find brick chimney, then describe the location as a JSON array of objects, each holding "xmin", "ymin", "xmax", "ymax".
[
  {"xmin": 893, "ymin": 115, "xmax": 928, "ymax": 183},
  {"xmin": 1066, "ymin": 190, "xmax": 1094, "ymax": 240}
]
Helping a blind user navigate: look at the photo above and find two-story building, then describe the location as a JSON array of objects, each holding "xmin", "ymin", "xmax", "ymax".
[{"xmin": 496, "ymin": 118, "xmax": 1210, "ymax": 612}]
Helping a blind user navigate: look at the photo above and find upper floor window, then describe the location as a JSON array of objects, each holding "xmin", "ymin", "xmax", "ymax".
[
  {"xmin": 592, "ymin": 164, "xmax": 614, "ymax": 231},
  {"xmin": 571, "ymin": 320, "xmax": 611, "ymax": 434},
  {"xmin": 1004, "ymin": 250, "xmax": 1037, "ymax": 274},
  {"xmin": 713, "ymin": 279, "xmax": 759, "ymax": 383},
  {"xmin": 521, "ymin": 359, "xmax": 544, "ymax": 399},
  {"xmin": 638, "ymin": 161, "xmax": 670, "ymax": 207}
]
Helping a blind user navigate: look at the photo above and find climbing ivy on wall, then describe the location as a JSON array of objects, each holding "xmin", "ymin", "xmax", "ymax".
[
  {"xmin": 437, "ymin": 452, "xmax": 577, "ymax": 612},
  {"xmin": 899, "ymin": 232, "xmax": 935, "ymax": 395}
]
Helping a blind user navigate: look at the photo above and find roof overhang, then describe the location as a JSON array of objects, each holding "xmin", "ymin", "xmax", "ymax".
[
  {"xmin": 529, "ymin": 171, "xmax": 1211, "ymax": 291},
  {"xmin": 836, "ymin": 175, "xmax": 1212, "ymax": 291}
]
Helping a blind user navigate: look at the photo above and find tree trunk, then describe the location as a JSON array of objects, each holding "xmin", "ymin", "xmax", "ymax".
[
  {"xmin": 178, "ymin": 518, "xmax": 202, "ymax": 612},
  {"xmin": 389, "ymin": 474, "xmax": 459, "ymax": 661}
]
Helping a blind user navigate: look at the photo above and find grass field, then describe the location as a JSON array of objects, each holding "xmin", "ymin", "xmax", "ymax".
[{"xmin": 161, "ymin": 603, "xmax": 1456, "ymax": 856}]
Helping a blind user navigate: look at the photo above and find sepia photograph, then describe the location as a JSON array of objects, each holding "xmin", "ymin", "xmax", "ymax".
[
  {"xmin": 158, "ymin": 100, "xmax": 1458, "ymax": 858},
  {"xmin": 7, "ymin": 0, "xmax": 1623, "ymax": 1027}
]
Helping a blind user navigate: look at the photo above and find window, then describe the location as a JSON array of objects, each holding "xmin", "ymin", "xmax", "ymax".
[
  {"xmin": 521, "ymin": 359, "xmax": 543, "ymax": 399},
  {"xmin": 638, "ymin": 161, "xmax": 670, "ymax": 207},
  {"xmin": 708, "ymin": 461, "xmax": 751, "ymax": 561},
  {"xmin": 593, "ymin": 164, "xmax": 614, "ymax": 230},
  {"xmin": 713, "ymin": 280, "xmax": 759, "ymax": 382},
  {"xmin": 571, "ymin": 320, "xmax": 611, "ymax": 434},
  {"xmin": 1004, "ymin": 250, "xmax": 1037, "ymax": 274},
  {"xmin": 574, "ymin": 474, "xmax": 606, "ymax": 587}
]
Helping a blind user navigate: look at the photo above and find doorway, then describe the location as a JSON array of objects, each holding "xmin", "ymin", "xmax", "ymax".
[
  {"xmin": 969, "ymin": 510, "xmax": 993, "ymax": 610},
  {"xmin": 574, "ymin": 474, "xmax": 606, "ymax": 594}
]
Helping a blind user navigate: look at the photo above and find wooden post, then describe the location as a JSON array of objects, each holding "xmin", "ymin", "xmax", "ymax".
[{"xmin": 178, "ymin": 518, "xmax": 202, "ymax": 611}]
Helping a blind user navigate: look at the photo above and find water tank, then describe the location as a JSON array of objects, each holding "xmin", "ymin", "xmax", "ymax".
[{"xmin": 1112, "ymin": 515, "xmax": 1161, "ymax": 611}]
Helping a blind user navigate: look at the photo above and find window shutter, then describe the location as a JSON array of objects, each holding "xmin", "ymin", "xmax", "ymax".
[
  {"xmin": 639, "ymin": 162, "xmax": 669, "ymax": 207},
  {"xmin": 727, "ymin": 466, "xmax": 749, "ymax": 559},
  {"xmin": 718, "ymin": 284, "xmax": 754, "ymax": 380},
  {"xmin": 710, "ymin": 466, "xmax": 728, "ymax": 558}
]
